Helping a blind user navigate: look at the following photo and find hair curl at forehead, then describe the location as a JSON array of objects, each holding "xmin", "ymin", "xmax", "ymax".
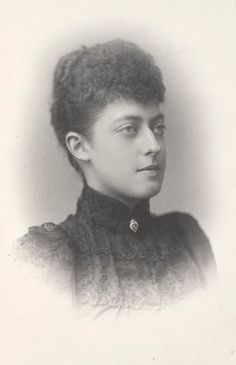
[{"xmin": 51, "ymin": 39, "xmax": 166, "ymax": 173}]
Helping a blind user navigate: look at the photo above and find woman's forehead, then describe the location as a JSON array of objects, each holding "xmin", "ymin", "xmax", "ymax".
[{"xmin": 99, "ymin": 99, "xmax": 165, "ymax": 122}]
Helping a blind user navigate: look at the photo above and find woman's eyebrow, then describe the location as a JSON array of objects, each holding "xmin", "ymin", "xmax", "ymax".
[
  {"xmin": 112, "ymin": 112, "xmax": 165, "ymax": 126},
  {"xmin": 112, "ymin": 115, "xmax": 143, "ymax": 126},
  {"xmin": 150, "ymin": 113, "xmax": 165, "ymax": 123}
]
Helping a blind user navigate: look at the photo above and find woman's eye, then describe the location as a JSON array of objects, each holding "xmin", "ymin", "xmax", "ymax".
[
  {"xmin": 153, "ymin": 125, "xmax": 166, "ymax": 136},
  {"xmin": 121, "ymin": 125, "xmax": 138, "ymax": 134}
]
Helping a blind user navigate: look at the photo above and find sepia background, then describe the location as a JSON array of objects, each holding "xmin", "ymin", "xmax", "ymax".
[{"xmin": 1, "ymin": 0, "xmax": 236, "ymax": 364}]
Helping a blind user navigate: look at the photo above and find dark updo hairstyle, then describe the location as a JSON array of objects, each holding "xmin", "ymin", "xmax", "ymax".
[{"xmin": 51, "ymin": 39, "xmax": 166, "ymax": 173}]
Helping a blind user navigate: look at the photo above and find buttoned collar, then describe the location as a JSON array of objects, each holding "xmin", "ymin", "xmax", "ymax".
[{"xmin": 75, "ymin": 184, "xmax": 151, "ymax": 234}]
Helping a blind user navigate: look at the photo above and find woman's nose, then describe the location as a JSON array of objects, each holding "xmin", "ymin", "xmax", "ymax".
[{"xmin": 141, "ymin": 129, "xmax": 161, "ymax": 155}]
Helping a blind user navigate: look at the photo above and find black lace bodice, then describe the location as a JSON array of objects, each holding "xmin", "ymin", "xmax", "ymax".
[{"xmin": 15, "ymin": 184, "xmax": 217, "ymax": 311}]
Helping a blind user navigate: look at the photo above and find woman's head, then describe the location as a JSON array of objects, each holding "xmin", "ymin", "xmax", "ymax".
[{"xmin": 51, "ymin": 39, "xmax": 166, "ymax": 205}]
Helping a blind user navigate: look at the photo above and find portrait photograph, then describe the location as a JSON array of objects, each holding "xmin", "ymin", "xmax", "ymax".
[{"xmin": 1, "ymin": 0, "xmax": 236, "ymax": 364}]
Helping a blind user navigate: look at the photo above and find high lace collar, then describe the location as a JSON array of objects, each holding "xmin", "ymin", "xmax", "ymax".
[{"xmin": 75, "ymin": 184, "xmax": 151, "ymax": 234}]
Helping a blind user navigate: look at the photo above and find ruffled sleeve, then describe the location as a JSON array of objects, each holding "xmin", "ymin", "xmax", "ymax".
[
  {"xmin": 13, "ymin": 222, "xmax": 74, "ymax": 292},
  {"xmin": 172, "ymin": 212, "xmax": 217, "ymax": 285}
]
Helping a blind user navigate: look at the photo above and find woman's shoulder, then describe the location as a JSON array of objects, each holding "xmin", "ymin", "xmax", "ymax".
[
  {"xmin": 151, "ymin": 211, "xmax": 209, "ymax": 241},
  {"xmin": 152, "ymin": 211, "xmax": 208, "ymax": 236},
  {"xmin": 15, "ymin": 222, "xmax": 73, "ymax": 259},
  {"xmin": 13, "ymin": 221, "xmax": 74, "ymax": 291},
  {"xmin": 151, "ymin": 211, "xmax": 217, "ymax": 283},
  {"xmin": 152, "ymin": 211, "xmax": 200, "ymax": 225}
]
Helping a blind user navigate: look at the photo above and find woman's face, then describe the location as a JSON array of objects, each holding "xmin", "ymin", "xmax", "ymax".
[{"xmin": 84, "ymin": 99, "xmax": 166, "ymax": 208}]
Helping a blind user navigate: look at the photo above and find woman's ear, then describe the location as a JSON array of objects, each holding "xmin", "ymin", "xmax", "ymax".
[{"xmin": 65, "ymin": 132, "xmax": 91, "ymax": 162}]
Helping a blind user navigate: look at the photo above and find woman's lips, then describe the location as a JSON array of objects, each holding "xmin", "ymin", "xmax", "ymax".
[
  {"xmin": 137, "ymin": 165, "xmax": 161, "ymax": 177},
  {"xmin": 138, "ymin": 164, "xmax": 161, "ymax": 172}
]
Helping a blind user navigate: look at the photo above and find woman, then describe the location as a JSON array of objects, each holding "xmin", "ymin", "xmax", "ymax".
[{"xmin": 15, "ymin": 39, "xmax": 216, "ymax": 312}]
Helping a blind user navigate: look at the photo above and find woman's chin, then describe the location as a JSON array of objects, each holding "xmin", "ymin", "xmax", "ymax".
[{"xmin": 132, "ymin": 183, "xmax": 163, "ymax": 200}]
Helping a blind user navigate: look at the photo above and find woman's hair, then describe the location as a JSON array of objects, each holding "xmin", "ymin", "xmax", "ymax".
[{"xmin": 51, "ymin": 39, "xmax": 166, "ymax": 173}]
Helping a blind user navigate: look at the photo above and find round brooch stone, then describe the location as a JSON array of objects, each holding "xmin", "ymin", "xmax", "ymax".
[{"xmin": 129, "ymin": 219, "xmax": 139, "ymax": 232}]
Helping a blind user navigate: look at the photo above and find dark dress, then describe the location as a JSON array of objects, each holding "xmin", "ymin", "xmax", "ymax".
[{"xmin": 15, "ymin": 184, "xmax": 217, "ymax": 312}]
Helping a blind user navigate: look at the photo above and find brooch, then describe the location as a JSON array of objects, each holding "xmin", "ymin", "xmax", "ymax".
[{"xmin": 129, "ymin": 219, "xmax": 139, "ymax": 232}]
